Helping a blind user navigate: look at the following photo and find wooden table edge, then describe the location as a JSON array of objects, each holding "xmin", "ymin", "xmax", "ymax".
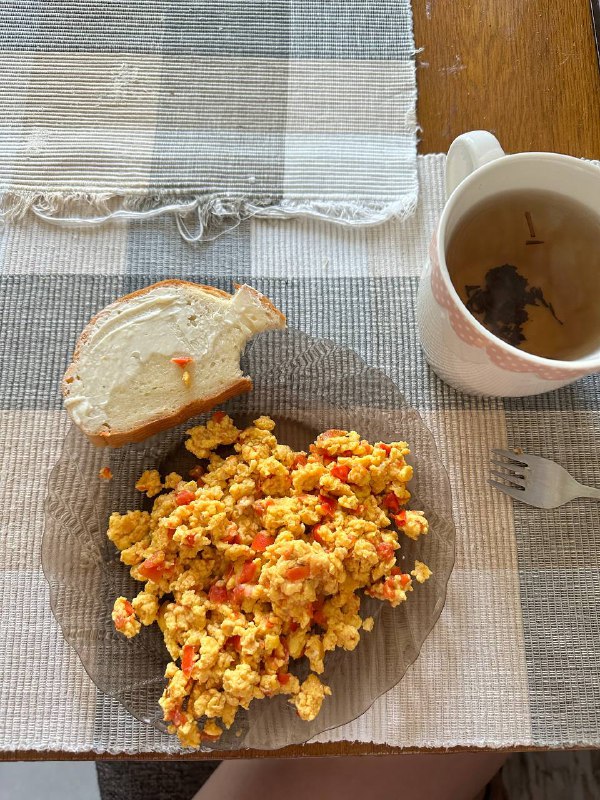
[{"xmin": 1, "ymin": 743, "xmax": 597, "ymax": 761}]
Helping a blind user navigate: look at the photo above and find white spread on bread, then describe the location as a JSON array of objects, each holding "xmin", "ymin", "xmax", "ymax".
[{"xmin": 62, "ymin": 282, "xmax": 285, "ymax": 444}]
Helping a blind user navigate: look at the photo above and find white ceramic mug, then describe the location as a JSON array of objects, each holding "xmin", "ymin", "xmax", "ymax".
[{"xmin": 416, "ymin": 130, "xmax": 600, "ymax": 396}]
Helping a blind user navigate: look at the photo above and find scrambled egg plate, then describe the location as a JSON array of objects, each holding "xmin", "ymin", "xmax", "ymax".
[{"xmin": 108, "ymin": 413, "xmax": 431, "ymax": 747}]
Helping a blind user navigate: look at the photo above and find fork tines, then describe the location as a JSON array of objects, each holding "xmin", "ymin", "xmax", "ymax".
[{"xmin": 489, "ymin": 449, "xmax": 528, "ymax": 495}]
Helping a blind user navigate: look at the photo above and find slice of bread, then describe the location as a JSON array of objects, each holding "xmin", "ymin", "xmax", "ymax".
[{"xmin": 62, "ymin": 281, "xmax": 286, "ymax": 447}]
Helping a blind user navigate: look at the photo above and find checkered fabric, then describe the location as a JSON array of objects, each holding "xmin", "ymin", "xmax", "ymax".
[
  {"xmin": 0, "ymin": 1, "xmax": 418, "ymax": 237},
  {"xmin": 2, "ymin": 155, "xmax": 600, "ymax": 753}
]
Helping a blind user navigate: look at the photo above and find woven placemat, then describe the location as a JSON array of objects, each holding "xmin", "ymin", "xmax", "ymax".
[
  {"xmin": 1, "ymin": 155, "xmax": 600, "ymax": 754},
  {"xmin": 0, "ymin": 1, "xmax": 418, "ymax": 238}
]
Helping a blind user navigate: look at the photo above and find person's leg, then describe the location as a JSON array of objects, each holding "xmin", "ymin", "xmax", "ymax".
[{"xmin": 193, "ymin": 753, "xmax": 507, "ymax": 800}]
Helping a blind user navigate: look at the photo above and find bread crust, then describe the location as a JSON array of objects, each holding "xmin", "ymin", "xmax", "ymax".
[
  {"xmin": 62, "ymin": 280, "xmax": 285, "ymax": 447},
  {"xmin": 86, "ymin": 377, "xmax": 253, "ymax": 447}
]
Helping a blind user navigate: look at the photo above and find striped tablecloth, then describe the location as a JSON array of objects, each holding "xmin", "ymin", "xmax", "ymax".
[{"xmin": 2, "ymin": 154, "xmax": 600, "ymax": 754}]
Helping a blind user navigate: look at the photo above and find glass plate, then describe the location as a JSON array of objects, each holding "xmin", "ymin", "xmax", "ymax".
[{"xmin": 42, "ymin": 329, "xmax": 455, "ymax": 751}]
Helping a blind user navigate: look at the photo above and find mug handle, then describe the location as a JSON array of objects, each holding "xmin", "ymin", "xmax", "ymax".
[{"xmin": 446, "ymin": 131, "xmax": 506, "ymax": 198}]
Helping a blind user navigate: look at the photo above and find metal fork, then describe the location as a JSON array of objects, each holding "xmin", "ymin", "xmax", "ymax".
[{"xmin": 489, "ymin": 449, "xmax": 600, "ymax": 508}]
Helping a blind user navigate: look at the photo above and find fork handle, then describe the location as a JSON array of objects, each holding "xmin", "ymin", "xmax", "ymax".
[{"xmin": 576, "ymin": 483, "xmax": 600, "ymax": 501}]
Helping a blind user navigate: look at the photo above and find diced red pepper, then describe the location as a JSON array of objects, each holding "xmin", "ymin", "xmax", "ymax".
[
  {"xmin": 400, "ymin": 573, "xmax": 411, "ymax": 588},
  {"xmin": 166, "ymin": 527, "xmax": 175, "ymax": 540},
  {"xmin": 277, "ymin": 672, "xmax": 291, "ymax": 685},
  {"xmin": 169, "ymin": 708, "xmax": 184, "ymax": 727},
  {"xmin": 208, "ymin": 583, "xmax": 228, "ymax": 604},
  {"xmin": 390, "ymin": 566, "xmax": 401, "ymax": 576},
  {"xmin": 185, "ymin": 533, "xmax": 196, "ymax": 546},
  {"xmin": 212, "ymin": 411, "xmax": 226, "ymax": 423},
  {"xmin": 223, "ymin": 529, "xmax": 241, "ymax": 545},
  {"xmin": 123, "ymin": 600, "xmax": 134, "ymax": 616},
  {"xmin": 312, "ymin": 600, "xmax": 327, "ymax": 627},
  {"xmin": 231, "ymin": 584, "xmax": 252, "ymax": 604},
  {"xmin": 291, "ymin": 454, "xmax": 308, "ymax": 470},
  {"xmin": 226, "ymin": 635, "xmax": 241, "ymax": 651},
  {"xmin": 251, "ymin": 531, "xmax": 275, "ymax": 552},
  {"xmin": 254, "ymin": 498, "xmax": 274, "ymax": 516},
  {"xmin": 393, "ymin": 510, "xmax": 407, "ymax": 526},
  {"xmin": 331, "ymin": 464, "xmax": 351, "ymax": 482},
  {"xmin": 175, "ymin": 489, "xmax": 195, "ymax": 506},
  {"xmin": 189, "ymin": 465, "xmax": 205, "ymax": 481},
  {"xmin": 318, "ymin": 494, "xmax": 337, "ymax": 516},
  {"xmin": 285, "ymin": 564, "xmax": 311, "ymax": 581},
  {"xmin": 139, "ymin": 552, "xmax": 166, "ymax": 582},
  {"xmin": 376, "ymin": 542, "xmax": 395, "ymax": 560},
  {"xmin": 181, "ymin": 644, "xmax": 196, "ymax": 676},
  {"xmin": 379, "ymin": 443, "xmax": 392, "ymax": 455},
  {"xmin": 289, "ymin": 621, "xmax": 300, "ymax": 632},
  {"xmin": 383, "ymin": 492, "xmax": 401, "ymax": 513},
  {"xmin": 171, "ymin": 356, "xmax": 194, "ymax": 367},
  {"xmin": 321, "ymin": 453, "xmax": 335, "ymax": 465},
  {"xmin": 311, "ymin": 525, "xmax": 326, "ymax": 546},
  {"xmin": 239, "ymin": 560, "xmax": 258, "ymax": 584}
]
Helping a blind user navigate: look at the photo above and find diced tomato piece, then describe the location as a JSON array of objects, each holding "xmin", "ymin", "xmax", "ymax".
[
  {"xmin": 252, "ymin": 531, "xmax": 275, "ymax": 552},
  {"xmin": 321, "ymin": 453, "xmax": 335, "ymax": 465},
  {"xmin": 166, "ymin": 527, "xmax": 175, "ymax": 540},
  {"xmin": 379, "ymin": 443, "xmax": 392, "ymax": 455},
  {"xmin": 226, "ymin": 635, "xmax": 241, "ymax": 651},
  {"xmin": 175, "ymin": 489, "xmax": 195, "ymax": 506},
  {"xmin": 311, "ymin": 525, "xmax": 326, "ymax": 546},
  {"xmin": 185, "ymin": 533, "xmax": 196, "ymax": 546},
  {"xmin": 239, "ymin": 561, "xmax": 258, "ymax": 584},
  {"xmin": 383, "ymin": 579, "xmax": 396, "ymax": 600},
  {"xmin": 390, "ymin": 566, "xmax": 401, "ymax": 576},
  {"xmin": 223, "ymin": 529, "xmax": 241, "ymax": 545},
  {"xmin": 208, "ymin": 583, "xmax": 228, "ymax": 604},
  {"xmin": 312, "ymin": 600, "xmax": 327, "ymax": 627},
  {"xmin": 376, "ymin": 542, "xmax": 395, "ymax": 560},
  {"xmin": 393, "ymin": 510, "xmax": 407, "ymax": 526},
  {"xmin": 318, "ymin": 494, "xmax": 336, "ymax": 516},
  {"xmin": 181, "ymin": 644, "xmax": 196, "ymax": 676},
  {"xmin": 289, "ymin": 621, "xmax": 300, "ymax": 632},
  {"xmin": 292, "ymin": 454, "xmax": 308, "ymax": 470},
  {"xmin": 277, "ymin": 672, "xmax": 291, "ymax": 685},
  {"xmin": 340, "ymin": 450, "xmax": 354, "ymax": 457},
  {"xmin": 331, "ymin": 464, "xmax": 351, "ymax": 482},
  {"xmin": 114, "ymin": 615, "xmax": 126, "ymax": 631},
  {"xmin": 285, "ymin": 564, "xmax": 310, "ymax": 581},
  {"xmin": 169, "ymin": 708, "xmax": 184, "ymax": 727},
  {"xmin": 139, "ymin": 552, "xmax": 166, "ymax": 581},
  {"xmin": 400, "ymin": 573, "xmax": 411, "ymax": 588},
  {"xmin": 383, "ymin": 492, "xmax": 401, "ymax": 513},
  {"xmin": 189, "ymin": 465, "xmax": 205, "ymax": 481},
  {"xmin": 170, "ymin": 356, "xmax": 194, "ymax": 367},
  {"xmin": 231, "ymin": 585, "xmax": 251, "ymax": 605},
  {"xmin": 254, "ymin": 498, "xmax": 274, "ymax": 516},
  {"xmin": 212, "ymin": 411, "xmax": 226, "ymax": 423},
  {"xmin": 123, "ymin": 600, "xmax": 134, "ymax": 616}
]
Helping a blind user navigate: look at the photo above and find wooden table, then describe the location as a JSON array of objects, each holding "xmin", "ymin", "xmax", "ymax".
[
  {"xmin": 4, "ymin": 0, "xmax": 599, "ymax": 764},
  {"xmin": 415, "ymin": 0, "xmax": 600, "ymax": 158}
]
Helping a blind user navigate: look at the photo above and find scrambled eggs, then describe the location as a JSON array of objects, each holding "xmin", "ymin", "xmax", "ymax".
[{"xmin": 108, "ymin": 413, "xmax": 431, "ymax": 747}]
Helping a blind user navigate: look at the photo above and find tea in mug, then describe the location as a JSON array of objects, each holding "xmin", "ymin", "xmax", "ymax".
[{"xmin": 447, "ymin": 190, "xmax": 600, "ymax": 361}]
